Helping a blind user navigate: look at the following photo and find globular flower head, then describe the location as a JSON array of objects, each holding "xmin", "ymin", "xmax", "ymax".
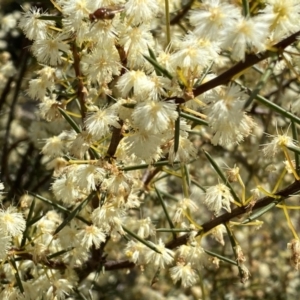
[
  {"xmin": 125, "ymin": 0, "xmax": 159, "ymax": 25},
  {"xmin": 125, "ymin": 240, "xmax": 147, "ymax": 264},
  {"xmin": 76, "ymin": 225, "xmax": 106, "ymax": 250},
  {"xmin": 31, "ymin": 33, "xmax": 70, "ymax": 66},
  {"xmin": 173, "ymin": 198, "xmax": 198, "ymax": 224},
  {"xmin": 262, "ymin": 129, "xmax": 297, "ymax": 157},
  {"xmin": 190, "ymin": 0, "xmax": 241, "ymax": 40},
  {"xmin": 206, "ymin": 85, "xmax": 255, "ymax": 146},
  {"xmin": 170, "ymin": 261, "xmax": 198, "ymax": 288},
  {"xmin": 136, "ymin": 217, "xmax": 156, "ymax": 239},
  {"xmin": 145, "ymin": 239, "xmax": 174, "ymax": 269},
  {"xmin": 19, "ymin": 7, "xmax": 55, "ymax": 40},
  {"xmin": 132, "ymin": 101, "xmax": 178, "ymax": 134},
  {"xmin": 0, "ymin": 206, "xmax": 26, "ymax": 237},
  {"xmin": 204, "ymin": 183, "xmax": 235, "ymax": 215},
  {"xmin": 85, "ymin": 107, "xmax": 120, "ymax": 141}
]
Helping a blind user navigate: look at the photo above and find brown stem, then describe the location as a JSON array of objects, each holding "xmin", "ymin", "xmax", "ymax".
[
  {"xmin": 107, "ymin": 179, "xmax": 300, "ymax": 269},
  {"xmin": 166, "ymin": 180, "xmax": 300, "ymax": 249},
  {"xmin": 13, "ymin": 180, "xmax": 300, "ymax": 273},
  {"xmin": 72, "ymin": 42, "xmax": 86, "ymax": 120},
  {"xmin": 106, "ymin": 120, "xmax": 124, "ymax": 158},
  {"xmin": 168, "ymin": 30, "xmax": 300, "ymax": 105},
  {"xmin": 193, "ymin": 30, "xmax": 300, "ymax": 98}
]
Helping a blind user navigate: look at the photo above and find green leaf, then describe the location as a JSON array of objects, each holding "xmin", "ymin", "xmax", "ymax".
[
  {"xmin": 156, "ymin": 228, "xmax": 191, "ymax": 232},
  {"xmin": 143, "ymin": 55, "xmax": 173, "ymax": 80},
  {"xmin": 204, "ymin": 249, "xmax": 238, "ymax": 266},
  {"xmin": 47, "ymin": 247, "xmax": 74, "ymax": 260},
  {"xmin": 287, "ymin": 144, "xmax": 300, "ymax": 156},
  {"xmin": 38, "ymin": 15, "xmax": 63, "ymax": 22},
  {"xmin": 10, "ymin": 257, "xmax": 24, "ymax": 293},
  {"xmin": 244, "ymin": 57, "xmax": 277, "ymax": 109},
  {"xmin": 242, "ymin": 198, "xmax": 281, "ymax": 224},
  {"xmin": 155, "ymin": 186, "xmax": 176, "ymax": 239},
  {"xmin": 254, "ymin": 94, "xmax": 300, "ymax": 125},
  {"xmin": 241, "ymin": 0, "xmax": 250, "ymax": 17},
  {"xmin": 20, "ymin": 197, "xmax": 36, "ymax": 248},
  {"xmin": 174, "ymin": 107, "xmax": 180, "ymax": 155},
  {"xmin": 121, "ymin": 102, "xmax": 136, "ymax": 109},
  {"xmin": 148, "ymin": 46, "xmax": 162, "ymax": 76},
  {"xmin": 204, "ymin": 151, "xmax": 240, "ymax": 203},
  {"xmin": 28, "ymin": 192, "xmax": 90, "ymax": 225},
  {"xmin": 122, "ymin": 160, "xmax": 180, "ymax": 171},
  {"xmin": 58, "ymin": 107, "xmax": 81, "ymax": 133},
  {"xmin": 179, "ymin": 111, "xmax": 208, "ymax": 126},
  {"xmin": 122, "ymin": 226, "xmax": 161, "ymax": 253},
  {"xmin": 54, "ymin": 191, "xmax": 96, "ymax": 235},
  {"xmin": 27, "ymin": 215, "xmax": 44, "ymax": 227},
  {"xmin": 154, "ymin": 189, "xmax": 179, "ymax": 202},
  {"xmin": 195, "ymin": 61, "xmax": 214, "ymax": 87}
]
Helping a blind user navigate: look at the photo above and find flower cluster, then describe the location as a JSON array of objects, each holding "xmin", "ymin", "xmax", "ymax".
[{"xmin": 0, "ymin": 0, "xmax": 299, "ymax": 298}]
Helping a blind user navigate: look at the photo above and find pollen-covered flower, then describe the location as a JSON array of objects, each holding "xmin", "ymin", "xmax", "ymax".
[
  {"xmin": 46, "ymin": 277, "xmax": 74, "ymax": 300},
  {"xmin": 221, "ymin": 15, "xmax": 272, "ymax": 61},
  {"xmin": 91, "ymin": 204, "xmax": 125, "ymax": 233},
  {"xmin": 206, "ymin": 85, "xmax": 255, "ymax": 146},
  {"xmin": 116, "ymin": 70, "xmax": 154, "ymax": 101},
  {"xmin": 123, "ymin": 131, "xmax": 163, "ymax": 163},
  {"xmin": 85, "ymin": 108, "xmax": 120, "ymax": 140},
  {"xmin": 176, "ymin": 243, "xmax": 205, "ymax": 268},
  {"xmin": 136, "ymin": 217, "xmax": 156, "ymax": 238},
  {"xmin": 190, "ymin": 0, "xmax": 240, "ymax": 40},
  {"xmin": 125, "ymin": 240, "xmax": 147, "ymax": 264},
  {"xmin": 0, "ymin": 206, "xmax": 26, "ymax": 237},
  {"xmin": 145, "ymin": 239, "xmax": 174, "ymax": 269},
  {"xmin": 81, "ymin": 46, "xmax": 121, "ymax": 85},
  {"xmin": 210, "ymin": 224, "xmax": 226, "ymax": 245},
  {"xmin": 52, "ymin": 175, "xmax": 81, "ymax": 206},
  {"xmin": 125, "ymin": 0, "xmax": 159, "ymax": 25},
  {"xmin": 39, "ymin": 96, "xmax": 63, "ymax": 121},
  {"xmin": 170, "ymin": 33, "xmax": 220, "ymax": 77},
  {"xmin": 204, "ymin": 183, "xmax": 235, "ymax": 215},
  {"xmin": 170, "ymin": 261, "xmax": 198, "ymax": 288},
  {"xmin": 27, "ymin": 66, "xmax": 56, "ymax": 100},
  {"xmin": 119, "ymin": 23, "xmax": 155, "ymax": 69},
  {"xmin": 173, "ymin": 198, "xmax": 198, "ymax": 223},
  {"xmin": 262, "ymin": 130, "xmax": 297, "ymax": 156},
  {"xmin": 42, "ymin": 136, "xmax": 65, "ymax": 158},
  {"xmin": 264, "ymin": 0, "xmax": 300, "ymax": 39},
  {"xmin": 76, "ymin": 225, "xmax": 106, "ymax": 250},
  {"xmin": 168, "ymin": 136, "xmax": 198, "ymax": 163},
  {"xmin": 31, "ymin": 33, "xmax": 70, "ymax": 66},
  {"xmin": 60, "ymin": 0, "xmax": 92, "ymax": 24},
  {"xmin": 102, "ymin": 170, "xmax": 132, "ymax": 196},
  {"xmin": 226, "ymin": 165, "xmax": 240, "ymax": 182},
  {"xmin": 132, "ymin": 101, "xmax": 178, "ymax": 134},
  {"xmin": 69, "ymin": 164, "xmax": 106, "ymax": 192},
  {"xmin": 19, "ymin": 7, "xmax": 55, "ymax": 40},
  {"xmin": 69, "ymin": 131, "xmax": 92, "ymax": 159}
]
